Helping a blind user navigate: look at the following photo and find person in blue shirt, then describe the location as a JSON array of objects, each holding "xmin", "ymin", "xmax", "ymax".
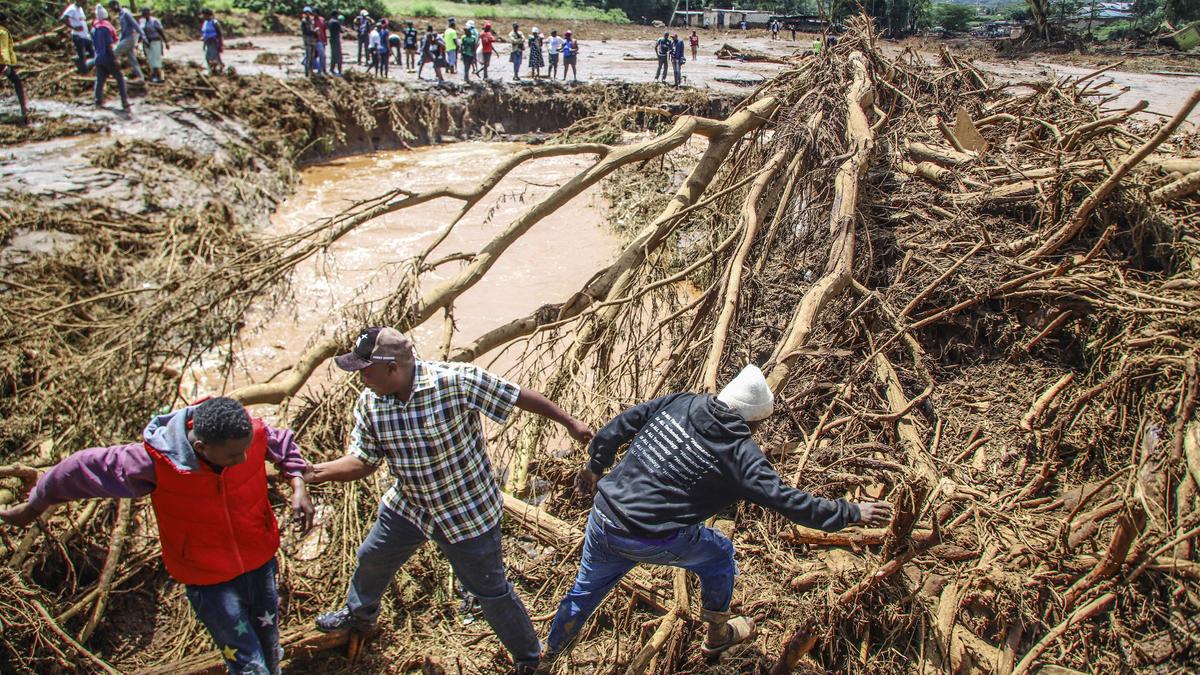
[
  {"xmin": 653, "ymin": 31, "xmax": 669, "ymax": 83},
  {"xmin": 200, "ymin": 9, "xmax": 223, "ymax": 74},
  {"xmin": 376, "ymin": 19, "xmax": 390, "ymax": 77},
  {"xmin": 91, "ymin": 5, "xmax": 129, "ymax": 111},
  {"xmin": 561, "ymin": 30, "xmax": 578, "ymax": 82},
  {"xmin": 107, "ymin": 1, "xmax": 145, "ymax": 81},
  {"xmin": 669, "ymin": 32, "xmax": 686, "ymax": 87}
]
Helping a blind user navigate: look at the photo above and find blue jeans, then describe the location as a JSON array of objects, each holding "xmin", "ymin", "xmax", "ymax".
[
  {"xmin": 511, "ymin": 50, "xmax": 523, "ymax": 78},
  {"xmin": 315, "ymin": 41, "xmax": 327, "ymax": 73},
  {"xmin": 547, "ymin": 509, "xmax": 737, "ymax": 653},
  {"xmin": 346, "ymin": 505, "xmax": 541, "ymax": 668},
  {"xmin": 185, "ymin": 558, "xmax": 282, "ymax": 675}
]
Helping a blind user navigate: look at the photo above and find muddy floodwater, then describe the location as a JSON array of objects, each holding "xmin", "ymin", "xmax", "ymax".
[{"xmin": 190, "ymin": 142, "xmax": 618, "ymax": 398}]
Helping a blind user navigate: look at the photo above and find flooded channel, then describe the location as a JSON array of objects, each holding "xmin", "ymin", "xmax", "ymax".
[{"xmin": 190, "ymin": 142, "xmax": 619, "ymax": 399}]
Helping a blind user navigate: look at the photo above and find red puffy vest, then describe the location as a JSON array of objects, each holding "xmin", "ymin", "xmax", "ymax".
[{"xmin": 146, "ymin": 418, "xmax": 280, "ymax": 585}]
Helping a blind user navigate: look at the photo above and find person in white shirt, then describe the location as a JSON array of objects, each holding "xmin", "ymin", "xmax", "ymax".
[
  {"xmin": 60, "ymin": 1, "xmax": 94, "ymax": 72},
  {"xmin": 546, "ymin": 29, "xmax": 563, "ymax": 80},
  {"xmin": 367, "ymin": 26, "xmax": 380, "ymax": 74}
]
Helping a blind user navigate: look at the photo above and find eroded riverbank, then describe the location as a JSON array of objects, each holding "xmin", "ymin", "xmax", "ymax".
[{"xmin": 201, "ymin": 142, "xmax": 618, "ymax": 399}]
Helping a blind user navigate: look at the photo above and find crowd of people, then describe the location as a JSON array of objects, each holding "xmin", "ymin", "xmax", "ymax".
[
  {"xmin": 0, "ymin": 6, "xmax": 823, "ymax": 126},
  {"xmin": 1, "ymin": 326, "xmax": 893, "ymax": 674},
  {"xmin": 295, "ymin": 8, "xmax": 582, "ymax": 84}
]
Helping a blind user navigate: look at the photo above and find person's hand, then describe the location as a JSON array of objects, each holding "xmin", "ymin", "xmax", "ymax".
[
  {"xmin": 565, "ymin": 418, "xmax": 594, "ymax": 445},
  {"xmin": 573, "ymin": 466, "xmax": 601, "ymax": 499},
  {"xmin": 301, "ymin": 463, "xmax": 318, "ymax": 484},
  {"xmin": 0, "ymin": 502, "xmax": 43, "ymax": 528},
  {"xmin": 290, "ymin": 481, "xmax": 316, "ymax": 533},
  {"xmin": 855, "ymin": 502, "xmax": 894, "ymax": 527}
]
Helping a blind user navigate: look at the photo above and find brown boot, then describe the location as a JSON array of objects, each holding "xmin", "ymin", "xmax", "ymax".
[{"xmin": 700, "ymin": 608, "xmax": 756, "ymax": 656}]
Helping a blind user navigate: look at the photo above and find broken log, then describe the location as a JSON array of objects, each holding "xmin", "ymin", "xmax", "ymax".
[{"xmin": 134, "ymin": 627, "xmax": 351, "ymax": 675}]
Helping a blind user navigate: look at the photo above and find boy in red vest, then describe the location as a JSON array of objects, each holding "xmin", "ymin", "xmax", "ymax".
[{"xmin": 0, "ymin": 397, "xmax": 314, "ymax": 675}]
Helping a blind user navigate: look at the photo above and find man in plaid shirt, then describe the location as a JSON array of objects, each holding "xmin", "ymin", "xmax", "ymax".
[{"xmin": 305, "ymin": 327, "xmax": 592, "ymax": 674}]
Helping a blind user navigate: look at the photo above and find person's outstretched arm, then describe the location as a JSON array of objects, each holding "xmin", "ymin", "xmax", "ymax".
[
  {"xmin": 0, "ymin": 443, "xmax": 156, "ymax": 527},
  {"xmin": 735, "ymin": 438, "xmax": 893, "ymax": 531},
  {"xmin": 574, "ymin": 393, "xmax": 688, "ymax": 497},
  {"xmin": 305, "ymin": 396, "xmax": 382, "ymax": 485},
  {"xmin": 515, "ymin": 387, "xmax": 592, "ymax": 444}
]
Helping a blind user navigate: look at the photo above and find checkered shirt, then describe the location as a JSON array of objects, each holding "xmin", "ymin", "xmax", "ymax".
[{"xmin": 348, "ymin": 359, "xmax": 520, "ymax": 543}]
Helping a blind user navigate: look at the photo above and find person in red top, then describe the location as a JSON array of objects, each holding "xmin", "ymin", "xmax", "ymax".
[
  {"xmin": 479, "ymin": 22, "xmax": 497, "ymax": 80},
  {"xmin": 314, "ymin": 11, "xmax": 328, "ymax": 74},
  {"xmin": 689, "ymin": 30, "xmax": 699, "ymax": 61},
  {"xmin": 0, "ymin": 397, "xmax": 315, "ymax": 675}
]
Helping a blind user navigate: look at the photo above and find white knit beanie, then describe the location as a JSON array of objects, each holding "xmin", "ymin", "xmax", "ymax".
[
  {"xmin": 716, "ymin": 365, "xmax": 774, "ymax": 421},
  {"xmin": 95, "ymin": 4, "xmax": 108, "ymax": 19}
]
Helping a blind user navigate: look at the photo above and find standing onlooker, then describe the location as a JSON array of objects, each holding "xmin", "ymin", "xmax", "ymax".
[
  {"xmin": 443, "ymin": 17, "xmax": 458, "ymax": 75},
  {"xmin": 329, "ymin": 13, "xmax": 344, "ymax": 75},
  {"xmin": 376, "ymin": 19, "xmax": 390, "ymax": 77},
  {"xmin": 417, "ymin": 23, "xmax": 443, "ymax": 82},
  {"xmin": 479, "ymin": 22, "xmax": 496, "ymax": 79},
  {"xmin": 689, "ymin": 30, "xmax": 698, "ymax": 61},
  {"xmin": 109, "ymin": 1, "xmax": 146, "ymax": 82},
  {"xmin": 354, "ymin": 9, "xmax": 372, "ymax": 65},
  {"xmin": 561, "ymin": 29, "xmax": 578, "ymax": 82},
  {"xmin": 61, "ymin": 1, "xmax": 95, "ymax": 73},
  {"xmin": 670, "ymin": 32, "xmax": 685, "ymax": 87},
  {"xmin": 527, "ymin": 27, "xmax": 543, "ymax": 80},
  {"xmin": 770, "ymin": 19, "xmax": 779, "ymax": 40},
  {"xmin": 653, "ymin": 31, "xmax": 670, "ymax": 83},
  {"xmin": 546, "ymin": 29, "xmax": 562, "ymax": 80},
  {"xmin": 508, "ymin": 23, "xmax": 524, "ymax": 81},
  {"xmin": 91, "ymin": 5, "xmax": 129, "ymax": 111},
  {"xmin": 811, "ymin": 37, "xmax": 821, "ymax": 55},
  {"xmin": 366, "ymin": 23, "xmax": 380, "ymax": 74},
  {"xmin": 300, "ymin": 7, "xmax": 316, "ymax": 77},
  {"xmin": 200, "ymin": 8, "xmax": 223, "ymax": 74},
  {"xmin": 459, "ymin": 21, "xmax": 477, "ymax": 83},
  {"xmin": 139, "ymin": 7, "xmax": 168, "ymax": 83},
  {"xmin": 314, "ymin": 9, "xmax": 328, "ymax": 75},
  {"xmin": 402, "ymin": 20, "xmax": 417, "ymax": 72},
  {"xmin": 0, "ymin": 11, "xmax": 28, "ymax": 125},
  {"xmin": 790, "ymin": 22, "xmax": 797, "ymax": 40}
]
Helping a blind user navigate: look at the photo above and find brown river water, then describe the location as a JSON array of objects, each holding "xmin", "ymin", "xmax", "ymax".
[{"xmin": 185, "ymin": 142, "xmax": 618, "ymax": 400}]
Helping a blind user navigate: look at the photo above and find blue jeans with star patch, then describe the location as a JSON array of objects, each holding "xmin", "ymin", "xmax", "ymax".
[{"xmin": 185, "ymin": 558, "xmax": 282, "ymax": 675}]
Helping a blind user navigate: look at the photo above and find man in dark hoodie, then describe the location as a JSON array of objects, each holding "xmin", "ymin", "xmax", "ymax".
[
  {"xmin": 541, "ymin": 365, "xmax": 893, "ymax": 664},
  {"xmin": 0, "ymin": 397, "xmax": 314, "ymax": 675}
]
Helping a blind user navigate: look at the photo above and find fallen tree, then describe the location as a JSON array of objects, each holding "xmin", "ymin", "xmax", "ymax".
[{"xmin": 2, "ymin": 17, "xmax": 1199, "ymax": 675}]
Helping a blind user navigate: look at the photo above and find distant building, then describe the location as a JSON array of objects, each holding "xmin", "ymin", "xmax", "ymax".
[{"xmin": 703, "ymin": 7, "xmax": 774, "ymax": 29}]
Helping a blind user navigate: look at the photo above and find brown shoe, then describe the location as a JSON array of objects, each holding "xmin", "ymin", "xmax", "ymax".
[{"xmin": 700, "ymin": 609, "xmax": 756, "ymax": 656}]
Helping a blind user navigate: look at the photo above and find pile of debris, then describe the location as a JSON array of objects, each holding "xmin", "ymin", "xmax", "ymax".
[{"xmin": 2, "ymin": 18, "xmax": 1199, "ymax": 674}]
